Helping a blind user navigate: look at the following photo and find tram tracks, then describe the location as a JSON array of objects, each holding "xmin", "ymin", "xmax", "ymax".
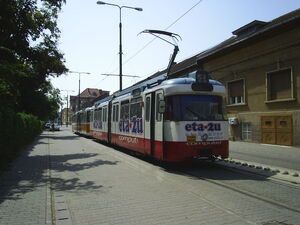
[
  {"xmin": 171, "ymin": 159, "xmax": 300, "ymax": 214},
  {"xmin": 81, "ymin": 135, "xmax": 300, "ymax": 219},
  {"xmin": 66, "ymin": 134, "xmax": 300, "ymax": 224}
]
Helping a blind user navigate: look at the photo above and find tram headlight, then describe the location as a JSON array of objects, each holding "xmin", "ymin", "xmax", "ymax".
[
  {"xmin": 192, "ymin": 69, "xmax": 213, "ymax": 92},
  {"xmin": 196, "ymin": 69, "xmax": 209, "ymax": 83}
]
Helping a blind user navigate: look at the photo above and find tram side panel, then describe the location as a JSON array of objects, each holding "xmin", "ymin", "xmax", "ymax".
[
  {"xmin": 163, "ymin": 121, "xmax": 229, "ymax": 161},
  {"xmin": 92, "ymin": 106, "xmax": 108, "ymax": 142},
  {"xmin": 113, "ymin": 97, "xmax": 145, "ymax": 153}
]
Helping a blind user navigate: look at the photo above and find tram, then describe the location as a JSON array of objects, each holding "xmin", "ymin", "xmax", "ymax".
[
  {"xmin": 72, "ymin": 107, "xmax": 93, "ymax": 137},
  {"xmin": 72, "ymin": 30, "xmax": 228, "ymax": 162},
  {"xmin": 73, "ymin": 70, "xmax": 229, "ymax": 162}
]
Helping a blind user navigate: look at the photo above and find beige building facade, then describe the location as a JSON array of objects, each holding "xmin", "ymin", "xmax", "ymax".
[{"xmin": 168, "ymin": 9, "xmax": 300, "ymax": 146}]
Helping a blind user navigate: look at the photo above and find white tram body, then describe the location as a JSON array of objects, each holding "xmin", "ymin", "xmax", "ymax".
[{"xmin": 75, "ymin": 71, "xmax": 229, "ymax": 162}]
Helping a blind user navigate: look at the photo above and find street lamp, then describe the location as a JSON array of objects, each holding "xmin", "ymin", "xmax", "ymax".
[
  {"xmin": 96, "ymin": 1, "xmax": 143, "ymax": 91},
  {"xmin": 61, "ymin": 90, "xmax": 75, "ymax": 127},
  {"xmin": 68, "ymin": 71, "xmax": 90, "ymax": 111}
]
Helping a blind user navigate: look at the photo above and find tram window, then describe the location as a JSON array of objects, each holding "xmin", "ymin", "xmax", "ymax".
[
  {"xmin": 94, "ymin": 109, "xmax": 97, "ymax": 121},
  {"xmin": 80, "ymin": 113, "xmax": 84, "ymax": 123},
  {"xmin": 130, "ymin": 97, "xmax": 142, "ymax": 119},
  {"xmin": 100, "ymin": 108, "xmax": 102, "ymax": 122},
  {"xmin": 87, "ymin": 111, "xmax": 90, "ymax": 123},
  {"xmin": 165, "ymin": 95, "xmax": 224, "ymax": 121},
  {"xmin": 102, "ymin": 109, "xmax": 104, "ymax": 122},
  {"xmin": 103, "ymin": 107, "xmax": 107, "ymax": 122},
  {"xmin": 116, "ymin": 104, "xmax": 119, "ymax": 122},
  {"xmin": 121, "ymin": 100, "xmax": 129, "ymax": 119},
  {"xmin": 113, "ymin": 105, "xmax": 116, "ymax": 122},
  {"xmin": 145, "ymin": 97, "xmax": 150, "ymax": 122},
  {"xmin": 156, "ymin": 93, "xmax": 163, "ymax": 121}
]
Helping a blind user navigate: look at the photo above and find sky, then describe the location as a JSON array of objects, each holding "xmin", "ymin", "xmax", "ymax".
[{"xmin": 50, "ymin": 0, "xmax": 300, "ymax": 106}]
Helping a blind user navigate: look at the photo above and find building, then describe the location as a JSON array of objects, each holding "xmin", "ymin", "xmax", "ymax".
[
  {"xmin": 70, "ymin": 88, "xmax": 109, "ymax": 112},
  {"xmin": 166, "ymin": 9, "xmax": 300, "ymax": 146}
]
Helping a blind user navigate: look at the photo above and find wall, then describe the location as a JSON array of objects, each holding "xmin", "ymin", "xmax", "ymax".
[{"xmin": 200, "ymin": 24, "xmax": 300, "ymax": 146}]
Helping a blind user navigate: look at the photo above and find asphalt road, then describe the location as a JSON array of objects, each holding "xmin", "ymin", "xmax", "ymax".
[{"xmin": 229, "ymin": 141, "xmax": 300, "ymax": 171}]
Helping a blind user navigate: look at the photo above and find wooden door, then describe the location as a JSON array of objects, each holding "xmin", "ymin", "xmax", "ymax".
[
  {"xmin": 276, "ymin": 116, "xmax": 292, "ymax": 146},
  {"xmin": 261, "ymin": 116, "xmax": 276, "ymax": 144},
  {"xmin": 261, "ymin": 115, "xmax": 293, "ymax": 146}
]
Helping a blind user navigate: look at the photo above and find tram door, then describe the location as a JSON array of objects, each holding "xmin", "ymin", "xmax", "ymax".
[
  {"xmin": 107, "ymin": 102, "xmax": 112, "ymax": 143},
  {"xmin": 111, "ymin": 103, "xmax": 119, "ymax": 145},
  {"xmin": 144, "ymin": 90, "xmax": 164, "ymax": 159}
]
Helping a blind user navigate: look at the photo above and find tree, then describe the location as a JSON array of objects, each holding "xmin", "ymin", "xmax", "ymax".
[{"xmin": 0, "ymin": 0, "xmax": 68, "ymax": 120}]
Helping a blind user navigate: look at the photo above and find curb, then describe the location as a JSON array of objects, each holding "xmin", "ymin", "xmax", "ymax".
[{"xmin": 215, "ymin": 158, "xmax": 300, "ymax": 185}]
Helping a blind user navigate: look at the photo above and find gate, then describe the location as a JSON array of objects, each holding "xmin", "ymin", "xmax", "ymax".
[{"xmin": 261, "ymin": 115, "xmax": 293, "ymax": 146}]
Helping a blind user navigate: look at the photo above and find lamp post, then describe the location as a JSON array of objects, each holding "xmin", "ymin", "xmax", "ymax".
[
  {"xmin": 61, "ymin": 90, "xmax": 75, "ymax": 127},
  {"xmin": 68, "ymin": 71, "xmax": 90, "ymax": 111},
  {"xmin": 96, "ymin": 1, "xmax": 142, "ymax": 91}
]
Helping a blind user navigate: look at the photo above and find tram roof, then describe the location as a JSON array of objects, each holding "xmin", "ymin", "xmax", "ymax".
[{"xmin": 93, "ymin": 71, "xmax": 224, "ymax": 106}]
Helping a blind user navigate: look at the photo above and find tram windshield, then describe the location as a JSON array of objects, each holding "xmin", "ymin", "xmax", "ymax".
[{"xmin": 165, "ymin": 95, "xmax": 224, "ymax": 121}]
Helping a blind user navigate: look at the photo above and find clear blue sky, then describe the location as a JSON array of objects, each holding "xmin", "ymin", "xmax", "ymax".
[{"xmin": 50, "ymin": 0, "xmax": 299, "ymax": 105}]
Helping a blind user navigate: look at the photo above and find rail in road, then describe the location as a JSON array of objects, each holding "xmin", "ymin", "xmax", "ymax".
[
  {"xmin": 2, "ymin": 128, "xmax": 299, "ymax": 225},
  {"xmin": 45, "ymin": 129, "xmax": 300, "ymax": 225}
]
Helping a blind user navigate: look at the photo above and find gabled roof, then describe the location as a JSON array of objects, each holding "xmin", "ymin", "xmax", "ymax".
[
  {"xmin": 232, "ymin": 20, "xmax": 267, "ymax": 36},
  {"xmin": 194, "ymin": 8, "xmax": 300, "ymax": 63},
  {"xmin": 80, "ymin": 88, "xmax": 106, "ymax": 98},
  {"xmin": 70, "ymin": 88, "xmax": 109, "ymax": 100}
]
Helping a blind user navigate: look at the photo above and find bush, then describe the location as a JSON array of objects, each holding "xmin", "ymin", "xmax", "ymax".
[{"xmin": 0, "ymin": 108, "xmax": 43, "ymax": 166}]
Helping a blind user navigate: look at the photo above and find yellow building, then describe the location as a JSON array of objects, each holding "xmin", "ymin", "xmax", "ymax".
[{"xmin": 169, "ymin": 9, "xmax": 300, "ymax": 146}]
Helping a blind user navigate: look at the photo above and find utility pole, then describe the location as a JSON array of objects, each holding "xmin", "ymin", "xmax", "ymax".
[
  {"xmin": 61, "ymin": 90, "xmax": 75, "ymax": 127},
  {"xmin": 68, "ymin": 71, "xmax": 90, "ymax": 111},
  {"xmin": 68, "ymin": 71, "xmax": 90, "ymax": 131},
  {"xmin": 96, "ymin": 1, "xmax": 142, "ymax": 91}
]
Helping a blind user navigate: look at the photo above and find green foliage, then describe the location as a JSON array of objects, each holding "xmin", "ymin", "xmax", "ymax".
[
  {"xmin": 0, "ymin": 109, "xmax": 43, "ymax": 165},
  {"xmin": 0, "ymin": 0, "xmax": 67, "ymax": 119},
  {"xmin": 0, "ymin": 0, "xmax": 67, "ymax": 164}
]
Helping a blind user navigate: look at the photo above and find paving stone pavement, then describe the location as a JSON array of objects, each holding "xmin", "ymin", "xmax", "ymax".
[
  {"xmin": 48, "ymin": 129, "xmax": 300, "ymax": 225},
  {"xmin": 1, "ymin": 129, "xmax": 300, "ymax": 225},
  {"xmin": 0, "ymin": 134, "xmax": 52, "ymax": 225}
]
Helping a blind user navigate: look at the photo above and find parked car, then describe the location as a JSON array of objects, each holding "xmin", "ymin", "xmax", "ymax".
[
  {"xmin": 50, "ymin": 123, "xmax": 60, "ymax": 131},
  {"xmin": 45, "ymin": 122, "xmax": 51, "ymax": 129}
]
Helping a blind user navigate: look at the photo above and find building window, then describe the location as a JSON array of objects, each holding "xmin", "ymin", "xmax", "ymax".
[
  {"xmin": 266, "ymin": 68, "xmax": 293, "ymax": 101},
  {"xmin": 227, "ymin": 79, "xmax": 245, "ymax": 105},
  {"xmin": 242, "ymin": 122, "xmax": 252, "ymax": 140}
]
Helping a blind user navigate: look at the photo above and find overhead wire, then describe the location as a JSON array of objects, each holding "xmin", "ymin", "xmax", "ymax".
[
  {"xmin": 123, "ymin": 0, "xmax": 203, "ymax": 70},
  {"xmin": 99, "ymin": 0, "xmax": 204, "ymax": 89}
]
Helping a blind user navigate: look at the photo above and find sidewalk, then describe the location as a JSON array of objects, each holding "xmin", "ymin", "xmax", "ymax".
[{"xmin": 0, "ymin": 134, "xmax": 52, "ymax": 225}]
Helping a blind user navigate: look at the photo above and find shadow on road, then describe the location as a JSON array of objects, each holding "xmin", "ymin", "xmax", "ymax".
[
  {"xmin": 159, "ymin": 159, "xmax": 275, "ymax": 182},
  {"xmin": 91, "ymin": 137, "xmax": 277, "ymax": 182},
  {"xmin": 41, "ymin": 133, "xmax": 80, "ymax": 141},
  {"xmin": 91, "ymin": 138, "xmax": 276, "ymax": 183},
  {"xmin": 0, "ymin": 134, "xmax": 119, "ymax": 204}
]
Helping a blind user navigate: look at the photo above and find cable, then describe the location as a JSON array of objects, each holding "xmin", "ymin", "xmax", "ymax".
[
  {"xmin": 100, "ymin": 0, "xmax": 204, "ymax": 89},
  {"xmin": 123, "ymin": 0, "xmax": 203, "ymax": 67},
  {"xmin": 165, "ymin": 0, "xmax": 203, "ymax": 30}
]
